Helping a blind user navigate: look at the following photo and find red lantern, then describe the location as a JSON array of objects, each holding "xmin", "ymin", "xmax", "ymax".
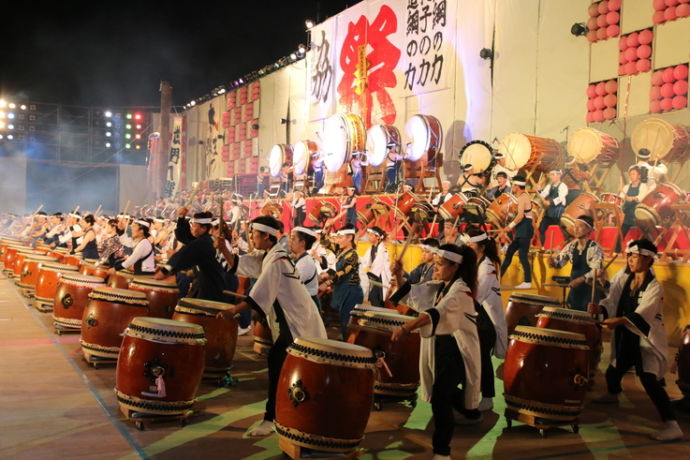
[
  {"xmin": 672, "ymin": 95, "xmax": 688, "ymax": 110},
  {"xmin": 596, "ymin": 81, "xmax": 607, "ymax": 96},
  {"xmin": 638, "ymin": 29, "xmax": 654, "ymax": 45},
  {"xmin": 606, "ymin": 25, "xmax": 619, "ymax": 37},
  {"xmin": 677, "ymin": 3, "xmax": 690, "ymax": 16},
  {"xmin": 653, "ymin": 11, "xmax": 666, "ymax": 24},
  {"xmin": 661, "ymin": 82, "xmax": 675, "ymax": 98},
  {"xmin": 636, "ymin": 45, "xmax": 652, "ymax": 59},
  {"xmin": 663, "ymin": 67, "xmax": 676, "ymax": 83},
  {"xmin": 674, "ymin": 64, "xmax": 689, "ymax": 80},
  {"xmin": 598, "ymin": 1, "xmax": 609, "ymax": 14},
  {"xmin": 652, "ymin": 70, "xmax": 664, "ymax": 86},
  {"xmin": 604, "ymin": 94, "xmax": 618, "ymax": 107},
  {"xmin": 626, "ymin": 32, "xmax": 639, "ymax": 48},
  {"xmin": 664, "ymin": 6, "xmax": 677, "ymax": 21},
  {"xmin": 587, "ymin": 84, "xmax": 597, "ymax": 98},
  {"xmin": 673, "ymin": 80, "xmax": 689, "ymax": 96},
  {"xmin": 603, "ymin": 107, "xmax": 617, "ymax": 120},
  {"xmin": 605, "ymin": 80, "xmax": 618, "ymax": 94},
  {"xmin": 660, "ymin": 97, "xmax": 673, "ymax": 111},
  {"xmin": 636, "ymin": 59, "xmax": 651, "ymax": 73},
  {"xmin": 650, "ymin": 100, "xmax": 662, "ymax": 113},
  {"xmin": 650, "ymin": 86, "xmax": 662, "ymax": 100}
]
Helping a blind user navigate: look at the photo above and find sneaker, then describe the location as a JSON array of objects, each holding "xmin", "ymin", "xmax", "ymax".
[
  {"xmin": 513, "ymin": 282, "xmax": 532, "ymax": 289},
  {"xmin": 248, "ymin": 420, "xmax": 274, "ymax": 437},
  {"xmin": 478, "ymin": 397, "xmax": 493, "ymax": 411},
  {"xmin": 592, "ymin": 393, "xmax": 619, "ymax": 404},
  {"xmin": 238, "ymin": 326, "xmax": 251, "ymax": 336},
  {"xmin": 650, "ymin": 421, "xmax": 683, "ymax": 441}
]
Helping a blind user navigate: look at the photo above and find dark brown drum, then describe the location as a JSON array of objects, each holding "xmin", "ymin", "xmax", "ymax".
[
  {"xmin": 438, "ymin": 193, "xmax": 468, "ymax": 220},
  {"xmin": 275, "ymin": 338, "xmax": 376, "ymax": 453},
  {"xmin": 107, "ymin": 270, "xmax": 135, "ymax": 289},
  {"xmin": 128, "ymin": 277, "xmax": 179, "ymax": 318},
  {"xmin": 16, "ymin": 254, "xmax": 59, "ymax": 297},
  {"xmin": 33, "ymin": 262, "xmax": 79, "ymax": 312},
  {"xmin": 172, "ymin": 298, "xmax": 238, "ymax": 379},
  {"xmin": 505, "ymin": 293, "xmax": 561, "ymax": 335},
  {"xmin": 486, "ymin": 193, "xmax": 518, "ymax": 227},
  {"xmin": 79, "ymin": 260, "xmax": 110, "ymax": 279},
  {"xmin": 536, "ymin": 306, "xmax": 602, "ymax": 378},
  {"xmin": 115, "ymin": 317, "xmax": 206, "ymax": 417},
  {"xmin": 560, "ymin": 192, "xmax": 599, "ymax": 234},
  {"xmin": 253, "ymin": 317, "xmax": 273, "ymax": 355},
  {"xmin": 347, "ymin": 309, "xmax": 420, "ymax": 398},
  {"xmin": 503, "ymin": 326, "xmax": 590, "ymax": 427},
  {"xmin": 80, "ymin": 287, "xmax": 149, "ymax": 362},
  {"xmin": 52, "ymin": 273, "xmax": 105, "ymax": 331},
  {"xmin": 676, "ymin": 326, "xmax": 690, "ymax": 400}
]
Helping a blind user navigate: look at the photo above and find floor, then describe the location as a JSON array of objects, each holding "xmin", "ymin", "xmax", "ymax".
[{"xmin": 1, "ymin": 276, "xmax": 690, "ymax": 460}]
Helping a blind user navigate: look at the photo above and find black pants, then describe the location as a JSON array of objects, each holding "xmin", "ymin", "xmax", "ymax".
[
  {"xmin": 539, "ymin": 215, "xmax": 560, "ymax": 245},
  {"xmin": 605, "ymin": 364, "xmax": 676, "ymax": 421},
  {"xmin": 477, "ymin": 309, "xmax": 497, "ymax": 398},
  {"xmin": 264, "ymin": 339, "xmax": 289, "ymax": 422},
  {"xmin": 501, "ymin": 237, "xmax": 532, "ymax": 283}
]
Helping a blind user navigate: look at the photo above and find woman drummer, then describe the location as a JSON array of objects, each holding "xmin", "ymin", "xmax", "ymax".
[
  {"xmin": 72, "ymin": 214, "xmax": 99, "ymax": 260},
  {"xmin": 391, "ymin": 244, "xmax": 481, "ymax": 460},
  {"xmin": 619, "ymin": 165, "xmax": 651, "ymax": 239},
  {"xmin": 589, "ymin": 239, "xmax": 682, "ymax": 441},
  {"xmin": 549, "ymin": 215, "xmax": 604, "ymax": 311},
  {"xmin": 98, "ymin": 218, "xmax": 125, "ymax": 267},
  {"xmin": 499, "ymin": 175, "xmax": 534, "ymax": 289},
  {"xmin": 108, "ymin": 218, "xmax": 156, "ymax": 275}
]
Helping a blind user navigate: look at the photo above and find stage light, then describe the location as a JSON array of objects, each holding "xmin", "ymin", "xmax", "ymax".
[
  {"xmin": 125, "ymin": 143, "xmax": 131, "ymax": 149},
  {"xmin": 125, "ymin": 123, "xmax": 132, "ymax": 130},
  {"xmin": 135, "ymin": 124, "xmax": 142, "ymax": 129},
  {"xmin": 8, "ymin": 124, "xmax": 14, "ymax": 130},
  {"xmin": 135, "ymin": 134, "xmax": 141, "ymax": 140},
  {"xmin": 125, "ymin": 133, "xmax": 131, "ymax": 139},
  {"xmin": 479, "ymin": 48, "xmax": 493, "ymax": 60},
  {"xmin": 305, "ymin": 19, "xmax": 314, "ymax": 29},
  {"xmin": 135, "ymin": 145, "xmax": 141, "ymax": 150},
  {"xmin": 0, "ymin": 100, "xmax": 5, "ymax": 108},
  {"xmin": 290, "ymin": 53, "xmax": 297, "ymax": 60},
  {"xmin": 20, "ymin": 104, "xmax": 26, "ymax": 110},
  {"xmin": 126, "ymin": 113, "xmax": 132, "ymax": 119},
  {"xmin": 8, "ymin": 103, "xmax": 15, "ymax": 109},
  {"xmin": 571, "ymin": 22, "xmax": 587, "ymax": 36},
  {"xmin": 105, "ymin": 131, "xmax": 112, "ymax": 137},
  {"xmin": 7, "ymin": 134, "xmax": 13, "ymax": 140},
  {"xmin": 0, "ymin": 134, "xmax": 3, "ymax": 140},
  {"xmin": 189, "ymin": 100, "xmax": 196, "ymax": 107},
  {"xmin": 217, "ymin": 88, "xmax": 226, "ymax": 94},
  {"xmin": 297, "ymin": 44, "xmax": 307, "ymax": 56},
  {"xmin": 106, "ymin": 121, "xmax": 112, "ymax": 127},
  {"xmin": 7, "ymin": 113, "xmax": 14, "ymax": 119},
  {"xmin": 105, "ymin": 142, "xmax": 111, "ymax": 148},
  {"xmin": 134, "ymin": 113, "xmax": 142, "ymax": 120},
  {"xmin": 0, "ymin": 121, "xmax": 4, "ymax": 129},
  {"xmin": 0, "ymin": 112, "xmax": 4, "ymax": 118},
  {"xmin": 104, "ymin": 110, "xmax": 113, "ymax": 117}
]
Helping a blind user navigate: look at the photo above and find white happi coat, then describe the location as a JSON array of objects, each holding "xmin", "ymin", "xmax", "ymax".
[
  {"xmin": 406, "ymin": 279, "xmax": 481, "ymax": 409},
  {"xmin": 476, "ymin": 257, "xmax": 507, "ymax": 359},
  {"xmin": 236, "ymin": 245, "xmax": 326, "ymax": 342},
  {"xmin": 360, "ymin": 243, "xmax": 392, "ymax": 299},
  {"xmin": 599, "ymin": 268, "xmax": 669, "ymax": 378}
]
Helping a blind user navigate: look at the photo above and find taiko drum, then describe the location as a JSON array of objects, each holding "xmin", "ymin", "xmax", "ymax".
[
  {"xmin": 79, "ymin": 260, "xmax": 110, "ymax": 279},
  {"xmin": 33, "ymin": 262, "xmax": 79, "ymax": 311},
  {"xmin": 486, "ymin": 193, "xmax": 518, "ymax": 227},
  {"xmin": 128, "ymin": 277, "xmax": 179, "ymax": 318},
  {"xmin": 16, "ymin": 254, "xmax": 60, "ymax": 296},
  {"xmin": 505, "ymin": 293, "xmax": 561, "ymax": 335},
  {"xmin": 52, "ymin": 273, "xmax": 105, "ymax": 331}
]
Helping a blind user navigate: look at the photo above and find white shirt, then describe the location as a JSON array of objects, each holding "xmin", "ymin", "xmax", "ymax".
[
  {"xmin": 636, "ymin": 161, "xmax": 667, "ymax": 188},
  {"xmin": 121, "ymin": 238, "xmax": 156, "ymax": 272},
  {"xmin": 489, "ymin": 163, "xmax": 517, "ymax": 188},
  {"xmin": 432, "ymin": 192, "xmax": 453, "ymax": 207},
  {"xmin": 476, "ymin": 257, "xmax": 507, "ymax": 359},
  {"xmin": 360, "ymin": 242, "xmax": 392, "ymax": 299},
  {"xmin": 294, "ymin": 252, "xmax": 319, "ymax": 296},
  {"xmin": 540, "ymin": 182, "xmax": 568, "ymax": 207},
  {"xmin": 619, "ymin": 182, "xmax": 651, "ymax": 202}
]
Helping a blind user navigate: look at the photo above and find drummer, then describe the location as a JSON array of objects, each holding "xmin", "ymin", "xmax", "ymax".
[
  {"xmin": 589, "ymin": 239, "xmax": 682, "ymax": 441},
  {"xmin": 457, "ymin": 164, "xmax": 484, "ymax": 195},
  {"xmin": 361, "ymin": 226, "xmax": 392, "ymax": 307},
  {"xmin": 291, "ymin": 190, "xmax": 307, "ymax": 229},
  {"xmin": 432, "ymin": 181, "xmax": 453, "ymax": 209},
  {"xmin": 72, "ymin": 214, "xmax": 99, "ymax": 260},
  {"xmin": 350, "ymin": 154, "xmax": 366, "ymax": 192},
  {"xmin": 538, "ymin": 169, "xmax": 568, "ymax": 244},
  {"xmin": 311, "ymin": 154, "xmax": 325, "ymax": 194},
  {"xmin": 563, "ymin": 156, "xmax": 591, "ymax": 205},
  {"xmin": 384, "ymin": 147, "xmax": 404, "ymax": 193},
  {"xmin": 485, "ymin": 172, "xmax": 510, "ymax": 201},
  {"xmin": 389, "ymin": 238, "xmax": 439, "ymax": 305},
  {"xmin": 216, "ymin": 216, "xmax": 327, "ymax": 437},
  {"xmin": 109, "ymin": 218, "xmax": 156, "ymax": 275},
  {"xmin": 620, "ymin": 165, "xmax": 651, "ymax": 239},
  {"xmin": 549, "ymin": 215, "xmax": 603, "ymax": 311},
  {"xmin": 391, "ymin": 244, "xmax": 481, "ymax": 458},
  {"xmin": 636, "ymin": 148, "xmax": 667, "ymax": 188},
  {"xmin": 499, "ymin": 175, "xmax": 534, "ymax": 289},
  {"xmin": 342, "ymin": 186, "xmax": 358, "ymax": 228},
  {"xmin": 289, "ymin": 226, "xmax": 321, "ymax": 310},
  {"xmin": 488, "ymin": 151, "xmax": 516, "ymax": 188}
]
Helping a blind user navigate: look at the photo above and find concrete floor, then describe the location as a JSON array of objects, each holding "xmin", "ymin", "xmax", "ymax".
[{"xmin": 1, "ymin": 276, "xmax": 690, "ymax": 460}]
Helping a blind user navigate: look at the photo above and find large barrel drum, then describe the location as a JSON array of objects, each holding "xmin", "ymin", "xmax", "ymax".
[
  {"xmin": 275, "ymin": 338, "xmax": 376, "ymax": 453},
  {"xmin": 503, "ymin": 326, "xmax": 590, "ymax": 426},
  {"xmin": 347, "ymin": 309, "xmax": 420, "ymax": 398},
  {"xmin": 80, "ymin": 287, "xmax": 150, "ymax": 362},
  {"xmin": 107, "ymin": 270, "xmax": 135, "ymax": 289},
  {"xmin": 505, "ymin": 293, "xmax": 561, "ymax": 335},
  {"xmin": 129, "ymin": 277, "xmax": 179, "ymax": 318},
  {"xmin": 52, "ymin": 273, "xmax": 105, "ymax": 331},
  {"xmin": 115, "ymin": 317, "xmax": 206, "ymax": 417},
  {"xmin": 4, "ymin": 247, "xmax": 36, "ymax": 278},
  {"xmin": 172, "ymin": 298, "xmax": 238, "ymax": 379},
  {"xmin": 79, "ymin": 260, "xmax": 110, "ymax": 279},
  {"xmin": 33, "ymin": 262, "xmax": 79, "ymax": 311},
  {"xmin": 253, "ymin": 317, "xmax": 273, "ymax": 355},
  {"xmin": 16, "ymin": 254, "xmax": 60, "ymax": 297}
]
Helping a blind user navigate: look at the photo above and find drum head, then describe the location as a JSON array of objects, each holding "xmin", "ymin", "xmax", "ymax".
[
  {"xmin": 509, "ymin": 293, "xmax": 560, "ymax": 306},
  {"xmin": 269, "ymin": 144, "xmax": 286, "ymax": 177},
  {"xmin": 292, "ymin": 141, "xmax": 312, "ymax": 176},
  {"xmin": 538, "ymin": 306, "xmax": 595, "ymax": 322},
  {"xmin": 41, "ymin": 262, "xmax": 79, "ymax": 272},
  {"xmin": 459, "ymin": 140, "xmax": 493, "ymax": 173},
  {"xmin": 366, "ymin": 125, "xmax": 390, "ymax": 167},
  {"xmin": 512, "ymin": 325, "xmax": 588, "ymax": 349},
  {"xmin": 322, "ymin": 114, "xmax": 350, "ymax": 172},
  {"xmin": 631, "ymin": 118, "xmax": 677, "ymax": 161},
  {"xmin": 405, "ymin": 115, "xmax": 431, "ymax": 162},
  {"xmin": 498, "ymin": 133, "xmax": 532, "ymax": 170},
  {"xmin": 177, "ymin": 297, "xmax": 234, "ymax": 315},
  {"xmin": 129, "ymin": 316, "xmax": 205, "ymax": 335},
  {"xmin": 61, "ymin": 273, "xmax": 106, "ymax": 285},
  {"xmin": 90, "ymin": 286, "xmax": 148, "ymax": 305},
  {"xmin": 568, "ymin": 128, "xmax": 604, "ymax": 164},
  {"xmin": 131, "ymin": 277, "xmax": 179, "ymax": 290}
]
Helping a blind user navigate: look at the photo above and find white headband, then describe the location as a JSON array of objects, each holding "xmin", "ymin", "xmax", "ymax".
[
  {"xmin": 189, "ymin": 217, "xmax": 213, "ymax": 225},
  {"xmin": 366, "ymin": 228, "xmax": 384, "ymax": 237},
  {"xmin": 117, "ymin": 214, "xmax": 130, "ymax": 219},
  {"xmin": 626, "ymin": 243, "xmax": 656, "ymax": 258},
  {"xmin": 69, "ymin": 213, "xmax": 81, "ymax": 219},
  {"xmin": 252, "ymin": 222, "xmax": 279, "ymax": 237},
  {"xmin": 336, "ymin": 228, "xmax": 356, "ymax": 236},
  {"xmin": 211, "ymin": 218, "xmax": 220, "ymax": 226},
  {"xmin": 293, "ymin": 226, "xmax": 317, "ymax": 238},
  {"xmin": 468, "ymin": 233, "xmax": 489, "ymax": 243},
  {"xmin": 419, "ymin": 244, "xmax": 435, "ymax": 252},
  {"xmin": 134, "ymin": 219, "xmax": 150, "ymax": 228},
  {"xmin": 154, "ymin": 217, "xmax": 166, "ymax": 222},
  {"xmin": 576, "ymin": 217, "xmax": 593, "ymax": 230},
  {"xmin": 512, "ymin": 180, "xmax": 526, "ymax": 186},
  {"xmin": 436, "ymin": 249, "xmax": 464, "ymax": 264}
]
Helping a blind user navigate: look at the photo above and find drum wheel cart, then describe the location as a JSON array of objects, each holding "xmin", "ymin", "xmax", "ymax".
[
  {"xmin": 53, "ymin": 324, "xmax": 80, "ymax": 336},
  {"xmin": 82, "ymin": 352, "xmax": 117, "ymax": 369},
  {"xmin": 504, "ymin": 408, "xmax": 579, "ymax": 437},
  {"xmin": 34, "ymin": 300, "xmax": 53, "ymax": 313},
  {"xmin": 372, "ymin": 393, "xmax": 417, "ymax": 412},
  {"xmin": 278, "ymin": 437, "xmax": 362, "ymax": 460},
  {"xmin": 122, "ymin": 408, "xmax": 193, "ymax": 431}
]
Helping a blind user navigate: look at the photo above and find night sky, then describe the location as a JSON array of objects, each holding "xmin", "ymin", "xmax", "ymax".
[{"xmin": 0, "ymin": 0, "xmax": 354, "ymax": 108}]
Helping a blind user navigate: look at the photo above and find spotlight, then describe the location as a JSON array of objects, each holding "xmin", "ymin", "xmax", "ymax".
[
  {"xmin": 290, "ymin": 53, "xmax": 297, "ymax": 60},
  {"xmin": 134, "ymin": 113, "xmax": 142, "ymax": 120},
  {"xmin": 106, "ymin": 121, "xmax": 112, "ymax": 127},
  {"xmin": 126, "ymin": 113, "xmax": 132, "ymax": 119},
  {"xmin": 106, "ymin": 131, "xmax": 112, "ymax": 137},
  {"xmin": 20, "ymin": 104, "xmax": 26, "ymax": 110},
  {"xmin": 105, "ymin": 142, "xmax": 111, "ymax": 148},
  {"xmin": 239, "ymin": 78, "xmax": 244, "ymax": 84},
  {"xmin": 189, "ymin": 100, "xmax": 196, "ymax": 107},
  {"xmin": 7, "ymin": 134, "xmax": 13, "ymax": 140},
  {"xmin": 7, "ymin": 113, "xmax": 14, "ymax": 119},
  {"xmin": 126, "ymin": 123, "xmax": 132, "ymax": 130},
  {"xmin": 0, "ymin": 134, "xmax": 3, "ymax": 140},
  {"xmin": 305, "ymin": 19, "xmax": 314, "ymax": 29},
  {"xmin": 125, "ymin": 133, "xmax": 131, "ymax": 139},
  {"xmin": 571, "ymin": 22, "xmax": 587, "ymax": 37},
  {"xmin": 297, "ymin": 44, "xmax": 307, "ymax": 55},
  {"xmin": 135, "ymin": 145, "xmax": 141, "ymax": 150},
  {"xmin": 218, "ymin": 88, "xmax": 226, "ymax": 94},
  {"xmin": 0, "ymin": 112, "xmax": 4, "ymax": 118},
  {"xmin": 135, "ymin": 134, "xmax": 141, "ymax": 139},
  {"xmin": 8, "ymin": 103, "xmax": 15, "ymax": 109},
  {"xmin": 0, "ymin": 121, "xmax": 4, "ymax": 128},
  {"xmin": 104, "ymin": 110, "xmax": 113, "ymax": 117},
  {"xmin": 479, "ymin": 48, "xmax": 493, "ymax": 60},
  {"xmin": 8, "ymin": 124, "xmax": 14, "ymax": 130},
  {"xmin": 136, "ymin": 124, "xmax": 142, "ymax": 129},
  {"xmin": 125, "ymin": 143, "xmax": 131, "ymax": 149},
  {"xmin": 0, "ymin": 100, "xmax": 5, "ymax": 108}
]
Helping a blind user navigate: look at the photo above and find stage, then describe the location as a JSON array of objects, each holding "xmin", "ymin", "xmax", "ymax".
[{"xmin": 2, "ymin": 275, "xmax": 690, "ymax": 459}]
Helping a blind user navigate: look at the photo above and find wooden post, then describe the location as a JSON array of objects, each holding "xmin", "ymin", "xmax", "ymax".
[{"xmin": 159, "ymin": 81, "xmax": 174, "ymax": 201}]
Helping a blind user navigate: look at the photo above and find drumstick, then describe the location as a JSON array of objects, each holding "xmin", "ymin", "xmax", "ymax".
[
  {"xmin": 590, "ymin": 268, "xmax": 598, "ymax": 316},
  {"xmin": 94, "ymin": 204, "xmax": 102, "ymax": 217},
  {"xmin": 73, "ymin": 205, "xmax": 80, "ymax": 215},
  {"xmin": 602, "ymin": 252, "xmax": 619, "ymax": 272},
  {"xmin": 185, "ymin": 183, "xmax": 201, "ymax": 208},
  {"xmin": 223, "ymin": 289, "xmax": 247, "ymax": 299},
  {"xmin": 33, "ymin": 204, "xmax": 44, "ymax": 215},
  {"xmin": 123, "ymin": 200, "xmax": 132, "ymax": 215}
]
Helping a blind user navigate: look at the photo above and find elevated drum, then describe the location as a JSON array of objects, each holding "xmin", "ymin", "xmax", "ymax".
[
  {"xmin": 292, "ymin": 140, "xmax": 318, "ymax": 177},
  {"xmin": 307, "ymin": 200, "xmax": 337, "ymax": 225},
  {"xmin": 405, "ymin": 114, "xmax": 442, "ymax": 166},
  {"xmin": 394, "ymin": 191, "xmax": 433, "ymax": 223},
  {"xmin": 269, "ymin": 144, "xmax": 293, "ymax": 178},
  {"xmin": 567, "ymin": 127, "xmax": 619, "ymax": 166},
  {"xmin": 347, "ymin": 309, "xmax": 420, "ymax": 399},
  {"xmin": 486, "ymin": 193, "xmax": 518, "ymax": 227},
  {"xmin": 80, "ymin": 287, "xmax": 149, "ymax": 363},
  {"xmin": 503, "ymin": 326, "xmax": 590, "ymax": 431},
  {"xmin": 129, "ymin": 277, "xmax": 180, "ymax": 318},
  {"xmin": 459, "ymin": 140, "xmax": 494, "ymax": 173},
  {"xmin": 172, "ymin": 298, "xmax": 238, "ymax": 379},
  {"xmin": 631, "ymin": 117, "xmax": 690, "ymax": 163},
  {"xmin": 320, "ymin": 113, "xmax": 364, "ymax": 193},
  {"xmin": 635, "ymin": 183, "xmax": 685, "ymax": 228},
  {"xmin": 498, "ymin": 133, "xmax": 563, "ymax": 173},
  {"xmin": 53, "ymin": 273, "xmax": 105, "ymax": 332},
  {"xmin": 115, "ymin": 317, "xmax": 206, "ymax": 418},
  {"xmin": 34, "ymin": 262, "xmax": 79, "ymax": 312},
  {"xmin": 16, "ymin": 254, "xmax": 60, "ymax": 297},
  {"xmin": 366, "ymin": 124, "xmax": 401, "ymax": 167},
  {"xmin": 275, "ymin": 338, "xmax": 376, "ymax": 453},
  {"xmin": 560, "ymin": 192, "xmax": 600, "ymax": 234},
  {"xmin": 505, "ymin": 293, "xmax": 561, "ymax": 335}
]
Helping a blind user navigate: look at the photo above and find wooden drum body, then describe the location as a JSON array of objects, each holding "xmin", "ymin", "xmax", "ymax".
[
  {"xmin": 107, "ymin": 270, "xmax": 135, "ymax": 289},
  {"xmin": 16, "ymin": 254, "xmax": 59, "ymax": 296},
  {"xmin": 567, "ymin": 127, "xmax": 619, "ymax": 165},
  {"xmin": 536, "ymin": 307, "xmax": 602, "ymax": 377},
  {"xmin": 498, "ymin": 133, "xmax": 563, "ymax": 172},
  {"xmin": 80, "ymin": 287, "xmax": 149, "ymax": 361},
  {"xmin": 9, "ymin": 249, "xmax": 39, "ymax": 279},
  {"xmin": 486, "ymin": 193, "xmax": 518, "ymax": 227},
  {"xmin": 347, "ymin": 310, "xmax": 420, "ymax": 398},
  {"xmin": 631, "ymin": 117, "xmax": 690, "ymax": 162},
  {"xmin": 505, "ymin": 293, "xmax": 561, "ymax": 335},
  {"xmin": 635, "ymin": 183, "xmax": 684, "ymax": 228},
  {"xmin": 253, "ymin": 317, "xmax": 273, "ymax": 355},
  {"xmin": 560, "ymin": 192, "xmax": 600, "ymax": 234},
  {"xmin": 275, "ymin": 338, "xmax": 376, "ymax": 453},
  {"xmin": 503, "ymin": 326, "xmax": 590, "ymax": 426},
  {"xmin": 172, "ymin": 298, "xmax": 238, "ymax": 379},
  {"xmin": 34, "ymin": 263, "xmax": 79, "ymax": 311},
  {"xmin": 129, "ymin": 277, "xmax": 180, "ymax": 318},
  {"xmin": 3, "ymin": 246, "xmax": 33, "ymax": 277},
  {"xmin": 405, "ymin": 114, "xmax": 442, "ymax": 165},
  {"xmin": 366, "ymin": 124, "xmax": 401, "ymax": 167},
  {"xmin": 52, "ymin": 274, "xmax": 105, "ymax": 331},
  {"xmin": 79, "ymin": 260, "xmax": 110, "ymax": 279},
  {"xmin": 600, "ymin": 192, "xmax": 623, "ymax": 208},
  {"xmin": 438, "ymin": 193, "xmax": 468, "ymax": 220},
  {"xmin": 115, "ymin": 317, "xmax": 206, "ymax": 417}
]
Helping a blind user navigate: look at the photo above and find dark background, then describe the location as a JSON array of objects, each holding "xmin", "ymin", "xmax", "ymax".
[{"xmin": 0, "ymin": 0, "xmax": 354, "ymax": 108}]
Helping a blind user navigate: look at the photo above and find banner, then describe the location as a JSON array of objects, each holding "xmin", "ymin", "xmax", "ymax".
[{"xmin": 166, "ymin": 116, "xmax": 183, "ymax": 196}]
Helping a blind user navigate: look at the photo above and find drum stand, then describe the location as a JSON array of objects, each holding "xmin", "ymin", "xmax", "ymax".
[
  {"xmin": 504, "ymin": 409, "xmax": 580, "ymax": 437},
  {"xmin": 122, "ymin": 408, "xmax": 193, "ymax": 431},
  {"xmin": 593, "ymin": 203, "xmax": 624, "ymax": 255},
  {"xmin": 279, "ymin": 437, "xmax": 362, "ymax": 460},
  {"xmin": 588, "ymin": 163, "xmax": 612, "ymax": 192},
  {"xmin": 82, "ymin": 353, "xmax": 117, "ymax": 369},
  {"xmin": 660, "ymin": 204, "xmax": 690, "ymax": 259},
  {"xmin": 403, "ymin": 157, "xmax": 442, "ymax": 193},
  {"xmin": 34, "ymin": 299, "xmax": 53, "ymax": 313},
  {"xmin": 363, "ymin": 165, "xmax": 385, "ymax": 194}
]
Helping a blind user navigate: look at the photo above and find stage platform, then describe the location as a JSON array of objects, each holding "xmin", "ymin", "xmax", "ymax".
[{"xmin": 2, "ymin": 276, "xmax": 690, "ymax": 459}]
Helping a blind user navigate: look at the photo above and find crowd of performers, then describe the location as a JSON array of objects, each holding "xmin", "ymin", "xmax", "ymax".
[{"xmin": 1, "ymin": 152, "xmax": 685, "ymax": 458}]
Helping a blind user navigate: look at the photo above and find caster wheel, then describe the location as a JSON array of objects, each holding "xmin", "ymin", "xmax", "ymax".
[
  {"xmin": 539, "ymin": 428, "xmax": 546, "ymax": 438},
  {"xmin": 135, "ymin": 422, "xmax": 144, "ymax": 431},
  {"xmin": 93, "ymin": 363, "xmax": 99, "ymax": 369},
  {"xmin": 374, "ymin": 402, "xmax": 382, "ymax": 411},
  {"xmin": 572, "ymin": 424, "xmax": 579, "ymax": 434}
]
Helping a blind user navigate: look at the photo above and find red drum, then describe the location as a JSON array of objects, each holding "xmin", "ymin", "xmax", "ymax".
[
  {"xmin": 357, "ymin": 199, "xmax": 388, "ymax": 226},
  {"xmin": 53, "ymin": 273, "xmax": 105, "ymax": 331},
  {"xmin": 253, "ymin": 317, "xmax": 273, "ymax": 355},
  {"xmin": 459, "ymin": 140, "xmax": 494, "ymax": 173},
  {"xmin": 61, "ymin": 253, "xmax": 83, "ymax": 267},
  {"xmin": 3, "ymin": 247, "xmax": 35, "ymax": 278},
  {"xmin": 498, "ymin": 133, "xmax": 564, "ymax": 172},
  {"xmin": 128, "ymin": 277, "xmax": 179, "ymax": 318},
  {"xmin": 567, "ymin": 127, "xmax": 619, "ymax": 165},
  {"xmin": 466, "ymin": 196, "xmax": 491, "ymax": 217},
  {"xmin": 261, "ymin": 201, "xmax": 283, "ymax": 220},
  {"xmin": 677, "ymin": 326, "xmax": 690, "ymax": 400},
  {"xmin": 12, "ymin": 250, "xmax": 44, "ymax": 279},
  {"xmin": 348, "ymin": 304, "xmax": 397, "ymax": 329},
  {"xmin": 347, "ymin": 309, "xmax": 420, "ymax": 398},
  {"xmin": 33, "ymin": 262, "xmax": 79, "ymax": 312},
  {"xmin": 172, "ymin": 298, "xmax": 238, "ymax": 379},
  {"xmin": 308, "ymin": 200, "xmax": 337, "ymax": 224},
  {"xmin": 366, "ymin": 124, "xmax": 401, "ymax": 167},
  {"xmin": 635, "ymin": 183, "xmax": 685, "ymax": 228},
  {"xmin": 79, "ymin": 260, "xmax": 110, "ymax": 279},
  {"xmin": 16, "ymin": 254, "xmax": 60, "ymax": 297},
  {"xmin": 394, "ymin": 191, "xmax": 431, "ymax": 221},
  {"xmin": 438, "ymin": 193, "xmax": 468, "ymax": 220},
  {"xmin": 486, "ymin": 193, "xmax": 518, "ymax": 227},
  {"xmin": 108, "ymin": 270, "xmax": 135, "ymax": 289},
  {"xmin": 115, "ymin": 317, "xmax": 206, "ymax": 417},
  {"xmin": 536, "ymin": 307, "xmax": 602, "ymax": 378},
  {"xmin": 275, "ymin": 338, "xmax": 376, "ymax": 453},
  {"xmin": 600, "ymin": 192, "xmax": 623, "ymax": 208},
  {"xmin": 560, "ymin": 192, "xmax": 600, "ymax": 234},
  {"xmin": 80, "ymin": 287, "xmax": 149, "ymax": 362},
  {"xmin": 505, "ymin": 293, "xmax": 561, "ymax": 335},
  {"xmin": 503, "ymin": 326, "xmax": 590, "ymax": 426},
  {"xmin": 631, "ymin": 118, "xmax": 690, "ymax": 163},
  {"xmin": 405, "ymin": 114, "xmax": 443, "ymax": 165}
]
